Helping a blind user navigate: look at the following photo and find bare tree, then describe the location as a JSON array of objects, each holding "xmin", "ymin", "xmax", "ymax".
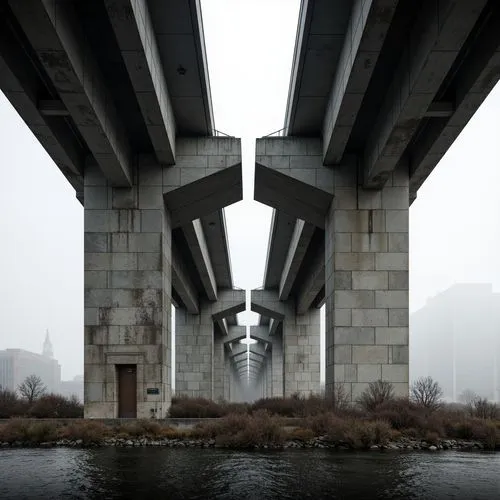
[
  {"xmin": 326, "ymin": 382, "xmax": 350, "ymax": 411},
  {"xmin": 459, "ymin": 389, "xmax": 479, "ymax": 406},
  {"xmin": 458, "ymin": 389, "xmax": 480, "ymax": 415},
  {"xmin": 18, "ymin": 374, "xmax": 46, "ymax": 404},
  {"xmin": 358, "ymin": 380, "xmax": 395, "ymax": 412},
  {"xmin": 410, "ymin": 376, "xmax": 443, "ymax": 410},
  {"xmin": 472, "ymin": 398, "xmax": 498, "ymax": 419}
]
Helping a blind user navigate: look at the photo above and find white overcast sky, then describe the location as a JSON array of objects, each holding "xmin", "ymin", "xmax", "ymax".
[{"xmin": 1, "ymin": 0, "xmax": 499, "ymax": 380}]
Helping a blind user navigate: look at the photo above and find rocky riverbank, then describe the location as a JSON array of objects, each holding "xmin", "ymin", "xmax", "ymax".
[{"xmin": 0, "ymin": 436, "xmax": 487, "ymax": 451}]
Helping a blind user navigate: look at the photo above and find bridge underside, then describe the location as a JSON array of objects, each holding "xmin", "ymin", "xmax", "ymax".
[{"xmin": 254, "ymin": 0, "xmax": 500, "ymax": 401}]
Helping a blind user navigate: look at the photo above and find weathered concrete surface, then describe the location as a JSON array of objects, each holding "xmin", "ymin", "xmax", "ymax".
[
  {"xmin": 175, "ymin": 290, "xmax": 245, "ymax": 399},
  {"xmin": 251, "ymin": 289, "xmax": 321, "ymax": 397},
  {"xmin": 84, "ymin": 164, "xmax": 173, "ymax": 418},
  {"xmin": 254, "ymin": 136, "xmax": 408, "ymax": 402},
  {"xmin": 324, "ymin": 162, "xmax": 409, "ymax": 400}
]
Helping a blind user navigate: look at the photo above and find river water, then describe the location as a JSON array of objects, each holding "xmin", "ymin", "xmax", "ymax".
[{"xmin": 0, "ymin": 448, "xmax": 499, "ymax": 499}]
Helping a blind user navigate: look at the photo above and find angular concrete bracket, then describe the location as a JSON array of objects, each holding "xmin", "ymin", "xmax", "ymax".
[
  {"xmin": 250, "ymin": 289, "xmax": 286, "ymax": 320},
  {"xmin": 223, "ymin": 326, "xmax": 247, "ymax": 345},
  {"xmin": 164, "ymin": 138, "xmax": 242, "ymax": 228},
  {"xmin": 229, "ymin": 345, "xmax": 247, "ymax": 359},
  {"xmin": 210, "ymin": 289, "xmax": 246, "ymax": 322},
  {"xmin": 249, "ymin": 326, "xmax": 274, "ymax": 345},
  {"xmin": 249, "ymin": 345, "xmax": 266, "ymax": 358},
  {"xmin": 255, "ymin": 138, "xmax": 333, "ymax": 228}
]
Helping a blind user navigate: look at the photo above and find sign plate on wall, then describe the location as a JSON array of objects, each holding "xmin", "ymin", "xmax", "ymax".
[{"xmin": 146, "ymin": 388, "xmax": 160, "ymax": 395}]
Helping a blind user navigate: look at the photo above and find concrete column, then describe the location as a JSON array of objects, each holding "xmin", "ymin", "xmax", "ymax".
[
  {"xmin": 223, "ymin": 353, "xmax": 231, "ymax": 401},
  {"xmin": 325, "ymin": 164, "xmax": 409, "ymax": 401},
  {"xmin": 283, "ymin": 305, "xmax": 321, "ymax": 396},
  {"xmin": 175, "ymin": 306, "xmax": 213, "ymax": 399},
  {"xmin": 84, "ymin": 163, "xmax": 172, "ymax": 418},
  {"xmin": 271, "ymin": 334, "xmax": 284, "ymax": 397},
  {"xmin": 265, "ymin": 353, "xmax": 273, "ymax": 397},
  {"xmin": 213, "ymin": 335, "xmax": 225, "ymax": 402}
]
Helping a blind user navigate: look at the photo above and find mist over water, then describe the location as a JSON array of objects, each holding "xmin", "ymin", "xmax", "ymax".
[{"xmin": 0, "ymin": 448, "xmax": 499, "ymax": 499}]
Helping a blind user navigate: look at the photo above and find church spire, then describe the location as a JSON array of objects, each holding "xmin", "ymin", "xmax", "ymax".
[{"xmin": 43, "ymin": 329, "xmax": 53, "ymax": 358}]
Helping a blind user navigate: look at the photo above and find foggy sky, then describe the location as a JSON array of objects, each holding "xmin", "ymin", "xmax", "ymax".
[{"xmin": 1, "ymin": 0, "xmax": 499, "ymax": 380}]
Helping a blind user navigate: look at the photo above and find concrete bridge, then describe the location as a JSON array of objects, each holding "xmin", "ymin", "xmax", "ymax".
[{"xmin": 1, "ymin": 0, "xmax": 499, "ymax": 416}]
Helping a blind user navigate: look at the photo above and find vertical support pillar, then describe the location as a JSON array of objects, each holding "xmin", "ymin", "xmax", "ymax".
[
  {"xmin": 283, "ymin": 305, "xmax": 321, "ymax": 396},
  {"xmin": 213, "ymin": 335, "xmax": 225, "ymax": 401},
  {"xmin": 223, "ymin": 353, "xmax": 231, "ymax": 401},
  {"xmin": 175, "ymin": 305, "xmax": 214, "ymax": 399},
  {"xmin": 272, "ymin": 334, "xmax": 284, "ymax": 397},
  {"xmin": 266, "ymin": 352, "xmax": 273, "ymax": 397},
  {"xmin": 84, "ymin": 162, "xmax": 172, "ymax": 418},
  {"xmin": 325, "ymin": 164, "xmax": 409, "ymax": 401}
]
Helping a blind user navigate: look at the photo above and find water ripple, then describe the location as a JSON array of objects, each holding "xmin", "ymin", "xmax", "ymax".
[{"xmin": 0, "ymin": 448, "xmax": 499, "ymax": 499}]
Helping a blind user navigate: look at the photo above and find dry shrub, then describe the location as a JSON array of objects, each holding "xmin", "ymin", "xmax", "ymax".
[
  {"xmin": 27, "ymin": 422, "xmax": 59, "ymax": 443},
  {"xmin": 251, "ymin": 396, "xmax": 303, "ymax": 417},
  {"xmin": 424, "ymin": 431, "xmax": 440, "ymax": 446},
  {"xmin": 251, "ymin": 393, "xmax": 334, "ymax": 417},
  {"xmin": 473, "ymin": 399, "xmax": 498, "ymax": 420},
  {"xmin": 29, "ymin": 394, "xmax": 83, "ymax": 418},
  {"xmin": 169, "ymin": 395, "xmax": 225, "ymax": 418},
  {"xmin": 220, "ymin": 402, "xmax": 249, "ymax": 414},
  {"xmin": 307, "ymin": 413, "xmax": 345, "ymax": 435},
  {"xmin": 358, "ymin": 380, "xmax": 395, "ymax": 412},
  {"xmin": 450, "ymin": 418, "xmax": 499, "ymax": 448},
  {"xmin": 59, "ymin": 421, "xmax": 109, "ymax": 444},
  {"xmin": 0, "ymin": 419, "xmax": 31, "ymax": 443},
  {"xmin": 0, "ymin": 389, "xmax": 29, "ymax": 418},
  {"xmin": 373, "ymin": 398, "xmax": 424, "ymax": 430},
  {"xmin": 159, "ymin": 426, "xmax": 189, "ymax": 439},
  {"xmin": 335, "ymin": 419, "xmax": 391, "ymax": 449},
  {"xmin": 194, "ymin": 411, "xmax": 284, "ymax": 448},
  {"xmin": 286, "ymin": 427, "xmax": 315, "ymax": 441},
  {"xmin": 117, "ymin": 419, "xmax": 162, "ymax": 438}
]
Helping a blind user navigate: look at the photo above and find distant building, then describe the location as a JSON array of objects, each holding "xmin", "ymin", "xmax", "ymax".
[
  {"xmin": 60, "ymin": 375, "xmax": 83, "ymax": 402},
  {"xmin": 0, "ymin": 331, "xmax": 61, "ymax": 394},
  {"xmin": 411, "ymin": 284, "xmax": 500, "ymax": 402}
]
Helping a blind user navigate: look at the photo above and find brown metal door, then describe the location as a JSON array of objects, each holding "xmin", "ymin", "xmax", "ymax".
[{"xmin": 117, "ymin": 365, "xmax": 137, "ymax": 418}]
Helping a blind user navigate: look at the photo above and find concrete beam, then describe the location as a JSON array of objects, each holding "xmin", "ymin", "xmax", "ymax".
[
  {"xmin": 9, "ymin": 0, "xmax": 133, "ymax": 186},
  {"xmin": 249, "ymin": 326, "xmax": 273, "ymax": 345},
  {"xmin": 249, "ymin": 347, "xmax": 266, "ymax": 359},
  {"xmin": 105, "ymin": 0, "xmax": 175, "ymax": 164},
  {"xmin": 0, "ymin": 12, "xmax": 84, "ymax": 196},
  {"xmin": 182, "ymin": 220, "xmax": 218, "ymax": 300},
  {"xmin": 296, "ymin": 245, "xmax": 325, "ymax": 314},
  {"xmin": 223, "ymin": 326, "xmax": 247, "ymax": 345},
  {"xmin": 279, "ymin": 219, "xmax": 315, "ymax": 300},
  {"xmin": 172, "ymin": 244, "xmax": 199, "ymax": 314},
  {"xmin": 255, "ymin": 138, "xmax": 333, "ymax": 228},
  {"xmin": 268, "ymin": 318, "xmax": 281, "ymax": 336},
  {"xmin": 323, "ymin": 0, "xmax": 399, "ymax": 164},
  {"xmin": 364, "ymin": 0, "xmax": 489, "ymax": 188},
  {"xmin": 409, "ymin": 4, "xmax": 500, "ymax": 200},
  {"xmin": 229, "ymin": 345, "xmax": 247, "ymax": 359},
  {"xmin": 38, "ymin": 99, "xmax": 69, "ymax": 117},
  {"xmin": 235, "ymin": 358, "xmax": 261, "ymax": 369},
  {"xmin": 250, "ymin": 289, "xmax": 285, "ymax": 320},
  {"xmin": 215, "ymin": 318, "xmax": 228, "ymax": 337}
]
